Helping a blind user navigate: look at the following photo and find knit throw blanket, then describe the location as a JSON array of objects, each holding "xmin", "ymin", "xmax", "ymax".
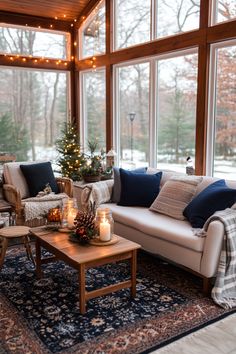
[
  {"xmin": 203, "ymin": 208, "xmax": 236, "ymax": 309},
  {"xmin": 23, "ymin": 193, "xmax": 68, "ymax": 221}
]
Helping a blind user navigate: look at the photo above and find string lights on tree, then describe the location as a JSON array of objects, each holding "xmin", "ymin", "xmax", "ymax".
[{"xmin": 56, "ymin": 122, "xmax": 86, "ymax": 181}]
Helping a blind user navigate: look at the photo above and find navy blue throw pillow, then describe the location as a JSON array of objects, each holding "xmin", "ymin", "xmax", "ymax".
[
  {"xmin": 118, "ymin": 168, "xmax": 162, "ymax": 207},
  {"xmin": 183, "ymin": 179, "xmax": 236, "ymax": 228},
  {"xmin": 20, "ymin": 162, "xmax": 59, "ymax": 197},
  {"xmin": 111, "ymin": 166, "xmax": 147, "ymax": 203}
]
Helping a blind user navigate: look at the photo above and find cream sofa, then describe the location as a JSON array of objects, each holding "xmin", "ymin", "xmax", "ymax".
[{"xmin": 85, "ymin": 170, "xmax": 236, "ymax": 293}]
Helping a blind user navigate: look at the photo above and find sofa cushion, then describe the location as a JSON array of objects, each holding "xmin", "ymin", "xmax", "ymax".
[
  {"xmin": 183, "ymin": 179, "xmax": 236, "ymax": 228},
  {"xmin": 20, "ymin": 162, "xmax": 59, "ymax": 197},
  {"xmin": 118, "ymin": 169, "xmax": 162, "ymax": 207},
  {"xmin": 3, "ymin": 161, "xmax": 45, "ymax": 199},
  {"xmin": 104, "ymin": 203, "xmax": 205, "ymax": 252},
  {"xmin": 150, "ymin": 175, "xmax": 202, "ymax": 220},
  {"xmin": 111, "ymin": 166, "xmax": 147, "ymax": 203}
]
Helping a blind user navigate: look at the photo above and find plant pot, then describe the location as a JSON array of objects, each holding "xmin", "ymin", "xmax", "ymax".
[{"xmin": 83, "ymin": 175, "xmax": 101, "ymax": 183}]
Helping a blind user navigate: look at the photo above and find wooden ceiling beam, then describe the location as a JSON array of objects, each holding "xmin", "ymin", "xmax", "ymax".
[
  {"xmin": 0, "ymin": 54, "xmax": 71, "ymax": 71},
  {"xmin": 0, "ymin": 11, "xmax": 72, "ymax": 32}
]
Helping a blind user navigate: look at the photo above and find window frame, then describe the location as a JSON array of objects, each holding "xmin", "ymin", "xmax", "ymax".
[
  {"xmin": 112, "ymin": 0, "xmax": 201, "ymax": 52},
  {"xmin": 206, "ymin": 39, "xmax": 236, "ymax": 176},
  {"xmin": 78, "ymin": 0, "xmax": 106, "ymax": 60},
  {"xmin": 113, "ymin": 47, "xmax": 198, "ymax": 168},
  {"xmin": 0, "ymin": 23, "xmax": 70, "ymax": 60},
  {"xmin": 79, "ymin": 67, "xmax": 106, "ymax": 149},
  {"xmin": 211, "ymin": 0, "xmax": 236, "ymax": 26}
]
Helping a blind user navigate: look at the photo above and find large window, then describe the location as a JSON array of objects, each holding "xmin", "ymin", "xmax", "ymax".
[
  {"xmin": 212, "ymin": 0, "xmax": 236, "ymax": 24},
  {"xmin": 115, "ymin": 62, "xmax": 150, "ymax": 168},
  {"xmin": 0, "ymin": 24, "xmax": 69, "ymax": 59},
  {"xmin": 80, "ymin": 69, "xmax": 106, "ymax": 149},
  {"xmin": 0, "ymin": 67, "xmax": 69, "ymax": 162},
  {"xmin": 114, "ymin": 50, "xmax": 198, "ymax": 171},
  {"xmin": 114, "ymin": 0, "xmax": 151, "ymax": 50},
  {"xmin": 79, "ymin": 1, "xmax": 106, "ymax": 59},
  {"xmin": 156, "ymin": 0, "xmax": 200, "ymax": 38},
  {"xmin": 208, "ymin": 41, "xmax": 236, "ymax": 179},
  {"xmin": 113, "ymin": 0, "xmax": 200, "ymax": 51},
  {"xmin": 156, "ymin": 51, "xmax": 198, "ymax": 172}
]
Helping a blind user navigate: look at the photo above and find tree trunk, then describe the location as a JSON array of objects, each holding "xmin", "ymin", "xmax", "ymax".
[{"xmin": 49, "ymin": 73, "xmax": 60, "ymax": 146}]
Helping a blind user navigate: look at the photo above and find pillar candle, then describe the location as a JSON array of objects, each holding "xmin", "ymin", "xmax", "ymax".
[{"xmin": 100, "ymin": 219, "xmax": 111, "ymax": 241}]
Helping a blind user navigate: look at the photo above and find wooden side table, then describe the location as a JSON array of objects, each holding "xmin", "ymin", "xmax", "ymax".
[{"xmin": 0, "ymin": 226, "xmax": 35, "ymax": 270}]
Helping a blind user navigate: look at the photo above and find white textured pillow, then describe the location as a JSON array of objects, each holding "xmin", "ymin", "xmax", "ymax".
[
  {"xmin": 149, "ymin": 175, "xmax": 203, "ymax": 220},
  {"xmin": 91, "ymin": 180, "xmax": 114, "ymax": 206}
]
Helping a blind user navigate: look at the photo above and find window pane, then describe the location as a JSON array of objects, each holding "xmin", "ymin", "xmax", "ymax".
[
  {"xmin": 213, "ymin": 0, "xmax": 236, "ymax": 24},
  {"xmin": 80, "ymin": 1, "xmax": 105, "ymax": 58},
  {"xmin": 156, "ymin": 0, "xmax": 200, "ymax": 38},
  {"xmin": 115, "ymin": 0, "xmax": 151, "ymax": 50},
  {"xmin": 213, "ymin": 45, "xmax": 236, "ymax": 179},
  {"xmin": 117, "ymin": 63, "xmax": 150, "ymax": 168},
  {"xmin": 0, "ymin": 68, "xmax": 68, "ymax": 162},
  {"xmin": 0, "ymin": 24, "xmax": 69, "ymax": 59},
  {"xmin": 82, "ymin": 69, "xmax": 106, "ymax": 148},
  {"xmin": 156, "ymin": 52, "xmax": 198, "ymax": 172}
]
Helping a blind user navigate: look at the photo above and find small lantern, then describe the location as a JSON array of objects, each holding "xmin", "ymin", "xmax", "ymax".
[
  {"xmin": 62, "ymin": 198, "xmax": 78, "ymax": 229},
  {"xmin": 96, "ymin": 207, "xmax": 114, "ymax": 242},
  {"xmin": 47, "ymin": 207, "xmax": 62, "ymax": 227},
  {"xmin": 106, "ymin": 149, "xmax": 117, "ymax": 168}
]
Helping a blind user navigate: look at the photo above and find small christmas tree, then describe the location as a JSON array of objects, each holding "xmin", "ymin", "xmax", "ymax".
[{"xmin": 56, "ymin": 122, "xmax": 85, "ymax": 181}]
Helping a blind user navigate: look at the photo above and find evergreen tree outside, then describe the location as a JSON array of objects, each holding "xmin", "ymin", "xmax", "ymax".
[
  {"xmin": 0, "ymin": 113, "xmax": 29, "ymax": 160},
  {"xmin": 56, "ymin": 123, "xmax": 85, "ymax": 181}
]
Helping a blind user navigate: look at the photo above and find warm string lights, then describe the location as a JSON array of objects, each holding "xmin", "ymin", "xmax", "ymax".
[
  {"xmin": 24, "ymin": 15, "xmax": 78, "ymax": 30},
  {"xmin": 90, "ymin": 56, "xmax": 97, "ymax": 70},
  {"xmin": 3, "ymin": 53, "xmax": 69, "ymax": 67}
]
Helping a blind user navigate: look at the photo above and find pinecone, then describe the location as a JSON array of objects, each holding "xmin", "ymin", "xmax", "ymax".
[{"xmin": 75, "ymin": 211, "xmax": 96, "ymax": 232}]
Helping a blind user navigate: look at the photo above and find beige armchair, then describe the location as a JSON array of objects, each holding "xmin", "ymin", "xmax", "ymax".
[{"xmin": 3, "ymin": 161, "xmax": 73, "ymax": 227}]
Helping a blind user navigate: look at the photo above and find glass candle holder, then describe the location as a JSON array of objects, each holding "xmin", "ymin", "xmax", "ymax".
[
  {"xmin": 96, "ymin": 207, "xmax": 114, "ymax": 242},
  {"xmin": 62, "ymin": 198, "xmax": 78, "ymax": 229}
]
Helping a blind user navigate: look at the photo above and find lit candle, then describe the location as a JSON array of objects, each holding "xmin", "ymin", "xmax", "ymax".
[
  {"xmin": 67, "ymin": 210, "xmax": 76, "ymax": 229},
  {"xmin": 100, "ymin": 218, "xmax": 111, "ymax": 241}
]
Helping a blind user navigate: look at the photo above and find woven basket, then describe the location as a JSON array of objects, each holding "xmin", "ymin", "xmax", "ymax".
[{"xmin": 83, "ymin": 175, "xmax": 101, "ymax": 183}]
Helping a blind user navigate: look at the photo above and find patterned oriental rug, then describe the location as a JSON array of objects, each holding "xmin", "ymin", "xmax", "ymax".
[{"xmin": 0, "ymin": 247, "xmax": 235, "ymax": 354}]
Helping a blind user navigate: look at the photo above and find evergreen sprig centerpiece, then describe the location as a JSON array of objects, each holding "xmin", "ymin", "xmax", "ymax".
[
  {"xmin": 81, "ymin": 140, "xmax": 105, "ymax": 182},
  {"xmin": 56, "ymin": 122, "xmax": 86, "ymax": 181},
  {"xmin": 70, "ymin": 202, "xmax": 97, "ymax": 244}
]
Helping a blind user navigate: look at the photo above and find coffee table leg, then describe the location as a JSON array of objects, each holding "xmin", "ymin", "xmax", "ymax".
[
  {"xmin": 131, "ymin": 249, "xmax": 137, "ymax": 298},
  {"xmin": 35, "ymin": 238, "xmax": 42, "ymax": 278},
  {"xmin": 79, "ymin": 264, "xmax": 86, "ymax": 314}
]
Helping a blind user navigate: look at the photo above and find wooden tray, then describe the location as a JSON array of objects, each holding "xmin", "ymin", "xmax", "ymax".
[
  {"xmin": 58, "ymin": 227, "xmax": 74, "ymax": 233},
  {"xmin": 89, "ymin": 235, "xmax": 119, "ymax": 246}
]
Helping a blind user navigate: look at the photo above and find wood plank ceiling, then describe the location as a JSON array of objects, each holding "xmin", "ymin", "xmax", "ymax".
[{"xmin": 0, "ymin": 0, "xmax": 92, "ymax": 22}]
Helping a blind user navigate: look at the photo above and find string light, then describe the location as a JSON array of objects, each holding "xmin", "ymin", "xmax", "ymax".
[
  {"xmin": 91, "ymin": 56, "xmax": 96, "ymax": 70},
  {"xmin": 2, "ymin": 53, "xmax": 70, "ymax": 66}
]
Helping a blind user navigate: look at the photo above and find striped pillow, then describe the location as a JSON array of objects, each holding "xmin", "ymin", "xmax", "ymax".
[{"xmin": 149, "ymin": 175, "xmax": 203, "ymax": 220}]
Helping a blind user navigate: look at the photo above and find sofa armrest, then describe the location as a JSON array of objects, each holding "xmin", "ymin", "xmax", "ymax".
[
  {"xmin": 56, "ymin": 177, "xmax": 73, "ymax": 198},
  {"xmin": 3, "ymin": 184, "xmax": 23, "ymax": 212},
  {"xmin": 80, "ymin": 179, "xmax": 114, "ymax": 210},
  {"xmin": 200, "ymin": 220, "xmax": 225, "ymax": 278}
]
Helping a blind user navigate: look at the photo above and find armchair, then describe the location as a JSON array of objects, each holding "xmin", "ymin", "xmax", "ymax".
[{"xmin": 3, "ymin": 161, "xmax": 73, "ymax": 227}]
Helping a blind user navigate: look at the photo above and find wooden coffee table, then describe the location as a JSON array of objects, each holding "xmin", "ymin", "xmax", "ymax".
[{"xmin": 31, "ymin": 229, "xmax": 141, "ymax": 314}]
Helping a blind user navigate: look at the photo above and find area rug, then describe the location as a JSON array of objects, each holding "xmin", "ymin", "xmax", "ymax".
[{"xmin": 0, "ymin": 246, "xmax": 235, "ymax": 354}]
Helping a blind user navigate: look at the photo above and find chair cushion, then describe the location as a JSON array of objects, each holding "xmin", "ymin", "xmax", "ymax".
[
  {"xmin": 3, "ymin": 161, "xmax": 40, "ymax": 198},
  {"xmin": 111, "ymin": 166, "xmax": 147, "ymax": 203},
  {"xmin": 150, "ymin": 175, "xmax": 202, "ymax": 220},
  {"xmin": 20, "ymin": 162, "xmax": 59, "ymax": 197},
  {"xmin": 118, "ymin": 169, "xmax": 162, "ymax": 207},
  {"xmin": 183, "ymin": 179, "xmax": 236, "ymax": 228}
]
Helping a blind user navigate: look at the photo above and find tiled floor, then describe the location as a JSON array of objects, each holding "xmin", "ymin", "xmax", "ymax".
[{"xmin": 152, "ymin": 313, "xmax": 236, "ymax": 354}]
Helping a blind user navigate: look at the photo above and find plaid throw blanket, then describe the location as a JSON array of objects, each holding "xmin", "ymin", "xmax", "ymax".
[{"xmin": 203, "ymin": 208, "xmax": 236, "ymax": 309}]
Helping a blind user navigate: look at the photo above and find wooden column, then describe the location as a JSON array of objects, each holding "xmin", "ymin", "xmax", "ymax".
[
  {"xmin": 105, "ymin": 0, "xmax": 113, "ymax": 151},
  {"xmin": 195, "ymin": 0, "xmax": 210, "ymax": 175}
]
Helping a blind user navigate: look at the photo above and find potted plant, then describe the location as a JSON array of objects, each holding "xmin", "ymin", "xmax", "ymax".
[{"xmin": 81, "ymin": 141, "xmax": 104, "ymax": 183}]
